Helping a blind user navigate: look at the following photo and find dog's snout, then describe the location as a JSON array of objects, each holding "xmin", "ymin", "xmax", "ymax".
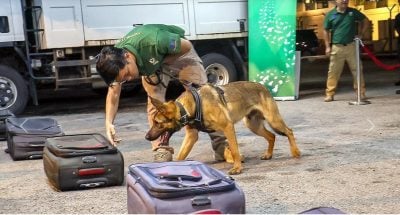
[{"xmin": 145, "ymin": 133, "xmax": 153, "ymax": 141}]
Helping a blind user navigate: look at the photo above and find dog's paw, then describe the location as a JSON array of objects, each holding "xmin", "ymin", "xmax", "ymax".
[
  {"xmin": 260, "ymin": 154, "xmax": 272, "ymax": 160},
  {"xmin": 291, "ymin": 148, "xmax": 301, "ymax": 158},
  {"xmin": 228, "ymin": 167, "xmax": 242, "ymax": 175}
]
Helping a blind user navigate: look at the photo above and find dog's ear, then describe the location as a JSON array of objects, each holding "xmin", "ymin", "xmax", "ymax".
[{"xmin": 149, "ymin": 96, "xmax": 166, "ymax": 112}]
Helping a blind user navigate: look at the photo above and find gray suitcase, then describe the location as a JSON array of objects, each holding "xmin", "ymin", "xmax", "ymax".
[
  {"xmin": 127, "ymin": 160, "xmax": 245, "ymax": 214},
  {"xmin": 6, "ymin": 117, "xmax": 63, "ymax": 160},
  {"xmin": 43, "ymin": 133, "xmax": 124, "ymax": 191}
]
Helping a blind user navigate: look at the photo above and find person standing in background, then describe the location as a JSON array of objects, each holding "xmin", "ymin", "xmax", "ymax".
[
  {"xmin": 393, "ymin": 4, "xmax": 400, "ymax": 90},
  {"xmin": 322, "ymin": 0, "xmax": 370, "ymax": 102}
]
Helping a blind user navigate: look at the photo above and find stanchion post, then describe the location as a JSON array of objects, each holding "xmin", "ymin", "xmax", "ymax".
[{"xmin": 349, "ymin": 38, "xmax": 371, "ymax": 105}]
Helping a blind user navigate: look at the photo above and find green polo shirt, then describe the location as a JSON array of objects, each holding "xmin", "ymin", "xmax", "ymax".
[
  {"xmin": 324, "ymin": 7, "xmax": 366, "ymax": 45},
  {"xmin": 115, "ymin": 24, "xmax": 185, "ymax": 76}
]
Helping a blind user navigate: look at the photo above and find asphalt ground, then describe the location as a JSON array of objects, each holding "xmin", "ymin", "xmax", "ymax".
[{"xmin": 0, "ymin": 56, "xmax": 399, "ymax": 214}]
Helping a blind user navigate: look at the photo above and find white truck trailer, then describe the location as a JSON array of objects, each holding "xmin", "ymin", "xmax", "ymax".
[{"xmin": 0, "ymin": 0, "xmax": 248, "ymax": 114}]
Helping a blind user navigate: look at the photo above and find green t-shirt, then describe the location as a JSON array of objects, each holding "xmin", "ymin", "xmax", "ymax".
[
  {"xmin": 115, "ymin": 24, "xmax": 185, "ymax": 76},
  {"xmin": 324, "ymin": 7, "xmax": 366, "ymax": 45}
]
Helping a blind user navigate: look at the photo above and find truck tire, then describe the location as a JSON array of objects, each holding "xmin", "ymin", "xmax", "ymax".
[
  {"xmin": 0, "ymin": 65, "xmax": 29, "ymax": 115},
  {"xmin": 201, "ymin": 53, "xmax": 237, "ymax": 86}
]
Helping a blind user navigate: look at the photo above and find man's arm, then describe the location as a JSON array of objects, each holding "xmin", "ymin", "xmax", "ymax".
[
  {"xmin": 105, "ymin": 84, "xmax": 122, "ymax": 145},
  {"xmin": 394, "ymin": 14, "xmax": 400, "ymax": 34},
  {"xmin": 357, "ymin": 17, "xmax": 370, "ymax": 40},
  {"xmin": 323, "ymin": 28, "xmax": 331, "ymax": 56},
  {"xmin": 163, "ymin": 38, "xmax": 192, "ymax": 64}
]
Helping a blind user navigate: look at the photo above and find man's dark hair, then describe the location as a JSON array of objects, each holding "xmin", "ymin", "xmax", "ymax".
[{"xmin": 96, "ymin": 46, "xmax": 127, "ymax": 85}]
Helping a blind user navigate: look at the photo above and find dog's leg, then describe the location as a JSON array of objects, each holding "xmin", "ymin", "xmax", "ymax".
[
  {"xmin": 262, "ymin": 104, "xmax": 301, "ymax": 158},
  {"xmin": 223, "ymin": 124, "xmax": 243, "ymax": 175},
  {"xmin": 283, "ymin": 127, "xmax": 301, "ymax": 158},
  {"xmin": 176, "ymin": 126, "xmax": 199, "ymax": 160},
  {"xmin": 269, "ymin": 122, "xmax": 300, "ymax": 158},
  {"xmin": 243, "ymin": 115, "xmax": 276, "ymax": 160}
]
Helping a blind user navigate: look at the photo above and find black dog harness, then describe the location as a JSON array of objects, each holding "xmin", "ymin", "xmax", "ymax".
[
  {"xmin": 175, "ymin": 86, "xmax": 212, "ymax": 132},
  {"xmin": 174, "ymin": 84, "xmax": 228, "ymax": 133}
]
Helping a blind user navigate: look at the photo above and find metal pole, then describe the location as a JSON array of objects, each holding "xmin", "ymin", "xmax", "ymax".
[
  {"xmin": 349, "ymin": 38, "xmax": 370, "ymax": 105},
  {"xmin": 387, "ymin": 5, "xmax": 396, "ymax": 53}
]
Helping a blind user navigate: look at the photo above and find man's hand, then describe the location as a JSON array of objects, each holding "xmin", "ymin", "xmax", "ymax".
[
  {"xmin": 325, "ymin": 46, "xmax": 331, "ymax": 56},
  {"xmin": 106, "ymin": 123, "xmax": 122, "ymax": 146},
  {"xmin": 105, "ymin": 84, "xmax": 122, "ymax": 146}
]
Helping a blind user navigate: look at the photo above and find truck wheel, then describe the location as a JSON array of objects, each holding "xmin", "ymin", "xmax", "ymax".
[
  {"xmin": 201, "ymin": 53, "xmax": 237, "ymax": 86},
  {"xmin": 0, "ymin": 66, "xmax": 29, "ymax": 115}
]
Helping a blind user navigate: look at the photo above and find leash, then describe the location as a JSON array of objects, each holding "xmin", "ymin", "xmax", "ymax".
[
  {"xmin": 144, "ymin": 68, "xmax": 186, "ymax": 88},
  {"xmin": 211, "ymin": 85, "xmax": 227, "ymax": 106},
  {"xmin": 145, "ymin": 68, "xmax": 204, "ymax": 89}
]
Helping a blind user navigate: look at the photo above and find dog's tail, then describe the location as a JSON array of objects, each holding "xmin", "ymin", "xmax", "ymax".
[{"xmin": 262, "ymin": 95, "xmax": 290, "ymax": 137}]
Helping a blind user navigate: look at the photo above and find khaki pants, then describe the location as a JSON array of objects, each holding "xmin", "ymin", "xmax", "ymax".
[
  {"xmin": 142, "ymin": 48, "xmax": 227, "ymax": 155},
  {"xmin": 326, "ymin": 42, "xmax": 366, "ymax": 97}
]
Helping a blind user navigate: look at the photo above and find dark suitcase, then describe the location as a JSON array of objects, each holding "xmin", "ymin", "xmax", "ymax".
[
  {"xmin": 127, "ymin": 160, "xmax": 245, "ymax": 214},
  {"xmin": 0, "ymin": 110, "xmax": 14, "ymax": 140},
  {"xmin": 6, "ymin": 117, "xmax": 64, "ymax": 160},
  {"xmin": 300, "ymin": 207, "xmax": 346, "ymax": 214},
  {"xmin": 43, "ymin": 133, "xmax": 124, "ymax": 191}
]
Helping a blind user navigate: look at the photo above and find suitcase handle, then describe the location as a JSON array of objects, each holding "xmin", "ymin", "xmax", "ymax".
[
  {"xmin": 28, "ymin": 142, "xmax": 44, "ymax": 147},
  {"xmin": 79, "ymin": 182, "xmax": 105, "ymax": 188},
  {"xmin": 77, "ymin": 178, "xmax": 108, "ymax": 189},
  {"xmin": 191, "ymin": 195, "xmax": 211, "ymax": 206},
  {"xmin": 82, "ymin": 156, "xmax": 97, "ymax": 163},
  {"xmin": 159, "ymin": 178, "xmax": 222, "ymax": 188},
  {"xmin": 28, "ymin": 154, "xmax": 43, "ymax": 159},
  {"xmin": 159, "ymin": 174, "xmax": 201, "ymax": 181}
]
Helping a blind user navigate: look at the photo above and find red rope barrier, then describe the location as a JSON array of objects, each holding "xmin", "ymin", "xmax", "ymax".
[{"xmin": 361, "ymin": 45, "xmax": 400, "ymax": 71}]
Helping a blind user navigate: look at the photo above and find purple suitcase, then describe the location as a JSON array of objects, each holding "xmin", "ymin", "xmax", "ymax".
[
  {"xmin": 127, "ymin": 160, "xmax": 245, "ymax": 214},
  {"xmin": 300, "ymin": 207, "xmax": 346, "ymax": 214}
]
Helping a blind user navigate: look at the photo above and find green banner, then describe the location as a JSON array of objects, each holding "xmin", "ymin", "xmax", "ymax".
[{"xmin": 248, "ymin": 0, "xmax": 297, "ymax": 99}]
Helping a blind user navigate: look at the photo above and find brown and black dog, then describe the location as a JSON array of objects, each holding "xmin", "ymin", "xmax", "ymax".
[{"xmin": 145, "ymin": 81, "xmax": 300, "ymax": 175}]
